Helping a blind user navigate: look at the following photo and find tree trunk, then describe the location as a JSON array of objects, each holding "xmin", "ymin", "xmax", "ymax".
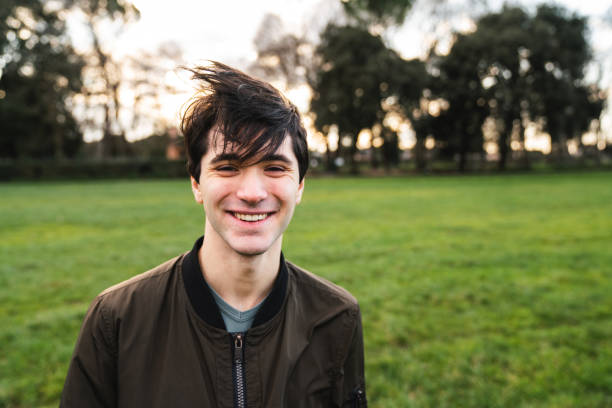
[
  {"xmin": 325, "ymin": 138, "xmax": 339, "ymax": 172},
  {"xmin": 498, "ymin": 129, "xmax": 509, "ymax": 171},
  {"xmin": 349, "ymin": 137, "xmax": 359, "ymax": 174},
  {"xmin": 498, "ymin": 112, "xmax": 517, "ymax": 171},
  {"xmin": 370, "ymin": 147, "xmax": 379, "ymax": 169},
  {"xmin": 518, "ymin": 119, "xmax": 530, "ymax": 170},
  {"xmin": 101, "ymin": 102, "xmax": 112, "ymax": 157},
  {"xmin": 415, "ymin": 136, "xmax": 427, "ymax": 172},
  {"xmin": 88, "ymin": 16, "xmax": 130, "ymax": 157},
  {"xmin": 458, "ymin": 131, "xmax": 469, "ymax": 172}
]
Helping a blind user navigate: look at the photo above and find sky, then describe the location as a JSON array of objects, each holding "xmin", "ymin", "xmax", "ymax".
[
  {"xmin": 117, "ymin": 0, "xmax": 611, "ymax": 63},
  {"xmin": 117, "ymin": 0, "xmax": 335, "ymax": 64},
  {"xmin": 68, "ymin": 0, "xmax": 611, "ymax": 147}
]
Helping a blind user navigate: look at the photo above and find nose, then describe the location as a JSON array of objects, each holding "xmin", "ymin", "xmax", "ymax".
[{"xmin": 235, "ymin": 168, "xmax": 268, "ymax": 204}]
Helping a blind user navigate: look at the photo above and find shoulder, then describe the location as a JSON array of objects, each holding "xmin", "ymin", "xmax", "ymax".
[
  {"xmin": 95, "ymin": 254, "xmax": 184, "ymax": 314},
  {"xmin": 283, "ymin": 261, "xmax": 363, "ymax": 372},
  {"xmin": 285, "ymin": 260, "xmax": 359, "ymax": 314},
  {"xmin": 76, "ymin": 254, "xmax": 185, "ymax": 356}
]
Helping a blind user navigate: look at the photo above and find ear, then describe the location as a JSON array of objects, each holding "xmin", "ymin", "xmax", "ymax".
[
  {"xmin": 295, "ymin": 178, "xmax": 305, "ymax": 205},
  {"xmin": 190, "ymin": 176, "xmax": 204, "ymax": 204}
]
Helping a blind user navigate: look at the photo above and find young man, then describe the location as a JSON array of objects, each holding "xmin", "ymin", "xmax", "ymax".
[{"xmin": 61, "ymin": 62, "xmax": 367, "ymax": 407}]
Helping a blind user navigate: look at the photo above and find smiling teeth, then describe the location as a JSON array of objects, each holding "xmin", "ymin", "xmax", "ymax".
[{"xmin": 234, "ymin": 213, "xmax": 268, "ymax": 222}]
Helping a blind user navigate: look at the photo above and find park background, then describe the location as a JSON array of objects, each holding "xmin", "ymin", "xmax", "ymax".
[{"xmin": 1, "ymin": 0, "xmax": 611, "ymax": 406}]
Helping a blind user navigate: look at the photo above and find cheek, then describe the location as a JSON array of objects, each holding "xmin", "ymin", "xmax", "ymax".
[
  {"xmin": 272, "ymin": 182, "xmax": 301, "ymax": 204},
  {"xmin": 202, "ymin": 182, "xmax": 233, "ymax": 206}
]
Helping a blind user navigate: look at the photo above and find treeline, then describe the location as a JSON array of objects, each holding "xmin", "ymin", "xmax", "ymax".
[
  {"xmin": 252, "ymin": 1, "xmax": 609, "ymax": 173},
  {"xmin": 0, "ymin": 0, "xmax": 180, "ymax": 166},
  {"xmin": 1, "ymin": 0, "xmax": 609, "ymax": 177}
]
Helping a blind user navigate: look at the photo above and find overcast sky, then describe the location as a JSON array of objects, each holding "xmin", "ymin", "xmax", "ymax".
[
  {"xmin": 116, "ymin": 0, "xmax": 337, "ymax": 65},
  {"xmin": 113, "ymin": 0, "xmax": 610, "ymax": 64}
]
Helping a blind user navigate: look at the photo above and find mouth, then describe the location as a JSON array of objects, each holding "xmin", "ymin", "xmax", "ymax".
[{"xmin": 231, "ymin": 212, "xmax": 273, "ymax": 222}]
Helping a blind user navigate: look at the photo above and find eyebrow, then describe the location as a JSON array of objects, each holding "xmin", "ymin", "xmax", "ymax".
[
  {"xmin": 210, "ymin": 152, "xmax": 292, "ymax": 165},
  {"xmin": 258, "ymin": 153, "xmax": 292, "ymax": 164},
  {"xmin": 210, "ymin": 153, "xmax": 241, "ymax": 164}
]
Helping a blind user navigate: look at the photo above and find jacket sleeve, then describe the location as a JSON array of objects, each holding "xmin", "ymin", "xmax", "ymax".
[
  {"xmin": 341, "ymin": 305, "xmax": 367, "ymax": 407},
  {"xmin": 60, "ymin": 296, "xmax": 117, "ymax": 408}
]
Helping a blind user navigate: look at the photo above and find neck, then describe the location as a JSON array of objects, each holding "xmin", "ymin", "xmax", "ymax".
[{"xmin": 198, "ymin": 227, "xmax": 281, "ymax": 312}]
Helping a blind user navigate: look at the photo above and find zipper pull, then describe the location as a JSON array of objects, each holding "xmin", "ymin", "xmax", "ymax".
[{"xmin": 233, "ymin": 333, "xmax": 244, "ymax": 363}]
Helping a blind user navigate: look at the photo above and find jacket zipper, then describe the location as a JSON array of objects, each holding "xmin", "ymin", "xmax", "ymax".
[{"xmin": 232, "ymin": 333, "xmax": 247, "ymax": 408}]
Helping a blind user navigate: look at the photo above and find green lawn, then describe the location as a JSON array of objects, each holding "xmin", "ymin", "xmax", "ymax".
[{"xmin": 1, "ymin": 172, "xmax": 611, "ymax": 407}]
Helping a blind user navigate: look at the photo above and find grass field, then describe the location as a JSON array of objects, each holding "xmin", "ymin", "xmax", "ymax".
[{"xmin": 1, "ymin": 171, "xmax": 611, "ymax": 407}]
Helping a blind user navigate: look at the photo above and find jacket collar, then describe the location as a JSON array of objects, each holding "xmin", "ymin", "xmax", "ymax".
[{"xmin": 181, "ymin": 236, "xmax": 288, "ymax": 330}]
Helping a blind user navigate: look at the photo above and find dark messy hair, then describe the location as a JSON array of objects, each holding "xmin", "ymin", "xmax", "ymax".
[{"xmin": 181, "ymin": 61, "xmax": 309, "ymax": 182}]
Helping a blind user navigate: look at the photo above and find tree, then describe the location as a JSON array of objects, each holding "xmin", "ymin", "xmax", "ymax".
[
  {"xmin": 248, "ymin": 13, "xmax": 317, "ymax": 90},
  {"xmin": 0, "ymin": 0, "xmax": 84, "ymax": 159},
  {"xmin": 432, "ymin": 35, "xmax": 489, "ymax": 171},
  {"xmin": 65, "ymin": 0, "xmax": 140, "ymax": 157},
  {"xmin": 120, "ymin": 41, "xmax": 185, "ymax": 140},
  {"xmin": 310, "ymin": 24, "xmax": 400, "ymax": 172},
  {"xmin": 529, "ymin": 4, "xmax": 601, "ymax": 160},
  {"xmin": 435, "ymin": 4, "xmax": 602, "ymax": 170},
  {"xmin": 391, "ymin": 57, "xmax": 429, "ymax": 170},
  {"xmin": 468, "ymin": 6, "xmax": 532, "ymax": 170}
]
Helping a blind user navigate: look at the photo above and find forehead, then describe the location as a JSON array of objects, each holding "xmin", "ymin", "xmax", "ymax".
[{"xmin": 205, "ymin": 131, "xmax": 298, "ymax": 164}]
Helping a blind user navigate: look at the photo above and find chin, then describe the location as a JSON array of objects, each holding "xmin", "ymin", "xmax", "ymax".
[
  {"xmin": 233, "ymin": 248, "xmax": 268, "ymax": 257},
  {"xmin": 214, "ymin": 227, "xmax": 283, "ymax": 257},
  {"xmin": 230, "ymin": 243, "xmax": 272, "ymax": 257},
  {"xmin": 228, "ymin": 237, "xmax": 276, "ymax": 257}
]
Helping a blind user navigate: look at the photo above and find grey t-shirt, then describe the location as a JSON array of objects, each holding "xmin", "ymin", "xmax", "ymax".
[{"xmin": 208, "ymin": 284, "xmax": 267, "ymax": 333}]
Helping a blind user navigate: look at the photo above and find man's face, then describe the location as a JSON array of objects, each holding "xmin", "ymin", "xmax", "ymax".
[{"xmin": 191, "ymin": 134, "xmax": 304, "ymax": 257}]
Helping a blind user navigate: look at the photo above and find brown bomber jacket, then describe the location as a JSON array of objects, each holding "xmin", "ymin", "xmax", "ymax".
[{"xmin": 60, "ymin": 237, "xmax": 367, "ymax": 407}]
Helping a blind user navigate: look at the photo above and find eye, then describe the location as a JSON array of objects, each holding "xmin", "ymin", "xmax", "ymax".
[
  {"xmin": 216, "ymin": 164, "xmax": 239, "ymax": 173},
  {"xmin": 265, "ymin": 165, "xmax": 287, "ymax": 175}
]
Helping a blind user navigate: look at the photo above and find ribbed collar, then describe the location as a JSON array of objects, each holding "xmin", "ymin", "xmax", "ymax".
[{"xmin": 181, "ymin": 236, "xmax": 288, "ymax": 331}]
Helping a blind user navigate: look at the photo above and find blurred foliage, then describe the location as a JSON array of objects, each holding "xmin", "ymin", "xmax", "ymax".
[
  {"xmin": 341, "ymin": 0, "xmax": 415, "ymax": 27},
  {"xmin": 0, "ymin": 157, "xmax": 186, "ymax": 180},
  {"xmin": 391, "ymin": 58, "xmax": 429, "ymax": 170},
  {"xmin": 1, "ymin": 0, "xmax": 183, "ymax": 162},
  {"xmin": 249, "ymin": 13, "xmax": 316, "ymax": 90},
  {"xmin": 311, "ymin": 25, "xmax": 400, "ymax": 172},
  {"xmin": 307, "ymin": 2, "xmax": 606, "ymax": 173},
  {"xmin": 529, "ymin": 5, "xmax": 604, "ymax": 158},
  {"xmin": 63, "ymin": 0, "xmax": 141, "ymax": 157},
  {"xmin": 1, "ymin": 0, "xmax": 609, "ymax": 173},
  {"xmin": 432, "ymin": 4, "xmax": 606, "ymax": 170},
  {"xmin": 0, "ymin": 0, "xmax": 84, "ymax": 159}
]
